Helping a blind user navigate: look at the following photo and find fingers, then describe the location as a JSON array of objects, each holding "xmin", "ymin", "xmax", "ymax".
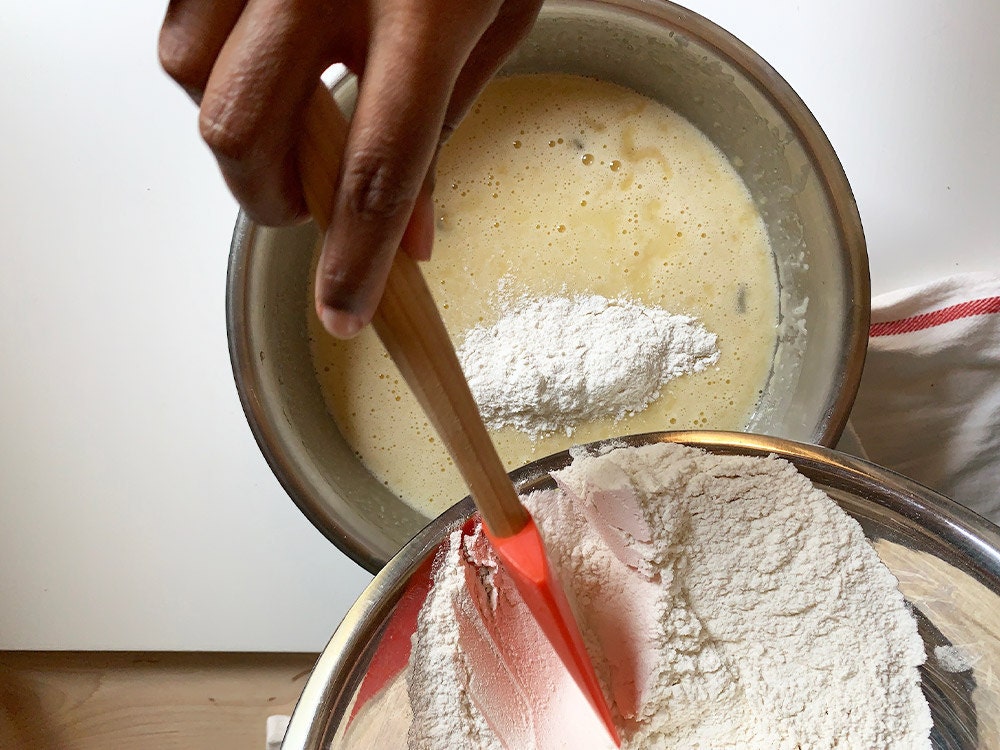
[
  {"xmin": 442, "ymin": 0, "xmax": 543, "ymax": 137},
  {"xmin": 160, "ymin": 0, "xmax": 543, "ymax": 339},
  {"xmin": 389, "ymin": 0, "xmax": 542, "ymax": 269},
  {"xmin": 314, "ymin": 4, "xmax": 499, "ymax": 337},
  {"xmin": 158, "ymin": 0, "xmax": 247, "ymax": 102},
  {"xmin": 198, "ymin": 0, "xmax": 343, "ymax": 225},
  {"xmin": 400, "ymin": 181, "xmax": 436, "ymax": 263}
]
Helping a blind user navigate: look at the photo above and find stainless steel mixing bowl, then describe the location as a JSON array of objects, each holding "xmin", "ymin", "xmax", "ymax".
[
  {"xmin": 281, "ymin": 432, "xmax": 1000, "ymax": 750},
  {"xmin": 227, "ymin": 0, "xmax": 870, "ymax": 572}
]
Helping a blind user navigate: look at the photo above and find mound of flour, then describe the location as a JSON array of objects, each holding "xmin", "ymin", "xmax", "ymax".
[
  {"xmin": 456, "ymin": 295, "xmax": 719, "ymax": 438},
  {"xmin": 406, "ymin": 443, "xmax": 932, "ymax": 749}
]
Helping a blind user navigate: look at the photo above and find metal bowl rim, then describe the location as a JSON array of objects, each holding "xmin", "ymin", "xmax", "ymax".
[{"xmin": 280, "ymin": 430, "xmax": 1000, "ymax": 750}]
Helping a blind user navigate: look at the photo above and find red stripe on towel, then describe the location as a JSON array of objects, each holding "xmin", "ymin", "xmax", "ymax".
[{"xmin": 870, "ymin": 296, "xmax": 1000, "ymax": 337}]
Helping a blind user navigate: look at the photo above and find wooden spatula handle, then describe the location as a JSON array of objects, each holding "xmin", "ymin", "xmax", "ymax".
[{"xmin": 298, "ymin": 82, "xmax": 530, "ymax": 538}]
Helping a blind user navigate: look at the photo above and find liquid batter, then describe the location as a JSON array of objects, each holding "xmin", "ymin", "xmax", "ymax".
[{"xmin": 308, "ymin": 74, "xmax": 778, "ymax": 516}]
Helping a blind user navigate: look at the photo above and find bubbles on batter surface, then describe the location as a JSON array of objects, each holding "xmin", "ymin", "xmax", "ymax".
[{"xmin": 308, "ymin": 73, "xmax": 778, "ymax": 516}]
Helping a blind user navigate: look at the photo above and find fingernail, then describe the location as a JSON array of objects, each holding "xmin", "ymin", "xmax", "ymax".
[
  {"xmin": 402, "ymin": 191, "xmax": 435, "ymax": 262},
  {"xmin": 415, "ymin": 195, "xmax": 435, "ymax": 261},
  {"xmin": 320, "ymin": 307, "xmax": 366, "ymax": 339}
]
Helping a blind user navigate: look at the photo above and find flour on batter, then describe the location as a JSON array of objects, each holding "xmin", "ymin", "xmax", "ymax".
[{"xmin": 457, "ymin": 294, "xmax": 719, "ymax": 439}]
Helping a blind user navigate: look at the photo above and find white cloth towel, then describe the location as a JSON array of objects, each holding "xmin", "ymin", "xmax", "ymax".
[{"xmin": 845, "ymin": 272, "xmax": 1000, "ymax": 525}]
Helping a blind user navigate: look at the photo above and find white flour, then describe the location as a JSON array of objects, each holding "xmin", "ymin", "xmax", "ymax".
[
  {"xmin": 456, "ymin": 294, "xmax": 719, "ymax": 438},
  {"xmin": 406, "ymin": 444, "xmax": 932, "ymax": 749},
  {"xmin": 935, "ymin": 644, "xmax": 976, "ymax": 673},
  {"xmin": 406, "ymin": 531, "xmax": 505, "ymax": 750}
]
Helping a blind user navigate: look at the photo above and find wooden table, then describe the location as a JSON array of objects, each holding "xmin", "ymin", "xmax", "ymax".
[{"xmin": 0, "ymin": 652, "xmax": 317, "ymax": 750}]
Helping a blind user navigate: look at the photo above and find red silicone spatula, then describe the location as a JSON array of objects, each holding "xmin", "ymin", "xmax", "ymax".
[{"xmin": 298, "ymin": 82, "xmax": 619, "ymax": 746}]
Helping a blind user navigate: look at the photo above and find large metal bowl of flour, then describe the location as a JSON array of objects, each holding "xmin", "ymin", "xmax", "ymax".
[
  {"xmin": 227, "ymin": 0, "xmax": 870, "ymax": 572},
  {"xmin": 281, "ymin": 432, "xmax": 1000, "ymax": 750}
]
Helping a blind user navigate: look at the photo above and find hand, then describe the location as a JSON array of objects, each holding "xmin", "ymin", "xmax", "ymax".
[{"xmin": 159, "ymin": 0, "xmax": 541, "ymax": 338}]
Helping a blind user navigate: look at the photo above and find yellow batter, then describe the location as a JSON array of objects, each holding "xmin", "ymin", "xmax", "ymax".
[{"xmin": 308, "ymin": 74, "xmax": 778, "ymax": 516}]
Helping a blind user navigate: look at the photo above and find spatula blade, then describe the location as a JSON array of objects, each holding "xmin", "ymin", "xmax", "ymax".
[{"xmin": 486, "ymin": 518, "xmax": 621, "ymax": 746}]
